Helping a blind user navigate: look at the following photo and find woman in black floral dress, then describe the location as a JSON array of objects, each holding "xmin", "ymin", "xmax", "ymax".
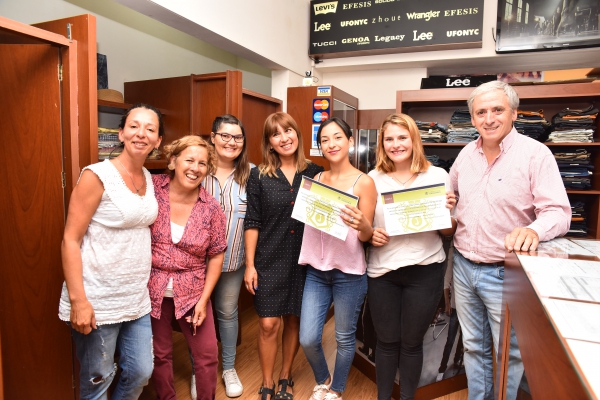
[{"xmin": 244, "ymin": 112, "xmax": 323, "ymax": 400}]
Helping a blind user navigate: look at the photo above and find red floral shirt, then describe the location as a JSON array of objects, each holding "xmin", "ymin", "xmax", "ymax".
[{"xmin": 149, "ymin": 174, "xmax": 227, "ymax": 319}]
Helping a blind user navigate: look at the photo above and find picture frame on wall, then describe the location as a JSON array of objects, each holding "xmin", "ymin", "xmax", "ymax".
[{"xmin": 496, "ymin": 0, "xmax": 600, "ymax": 53}]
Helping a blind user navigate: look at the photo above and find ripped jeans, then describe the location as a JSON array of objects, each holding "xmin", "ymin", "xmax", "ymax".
[{"xmin": 71, "ymin": 313, "xmax": 153, "ymax": 400}]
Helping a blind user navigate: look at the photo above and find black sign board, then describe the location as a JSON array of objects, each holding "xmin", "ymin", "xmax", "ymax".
[
  {"xmin": 310, "ymin": 0, "xmax": 485, "ymax": 59},
  {"xmin": 420, "ymin": 75, "xmax": 497, "ymax": 89}
]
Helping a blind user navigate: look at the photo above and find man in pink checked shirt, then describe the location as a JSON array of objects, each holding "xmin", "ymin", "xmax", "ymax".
[{"xmin": 449, "ymin": 81, "xmax": 571, "ymax": 400}]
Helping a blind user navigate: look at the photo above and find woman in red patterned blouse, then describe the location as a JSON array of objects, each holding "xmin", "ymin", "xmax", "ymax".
[{"xmin": 148, "ymin": 135, "xmax": 228, "ymax": 400}]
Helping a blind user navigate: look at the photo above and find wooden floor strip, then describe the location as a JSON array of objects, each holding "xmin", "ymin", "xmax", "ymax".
[{"xmin": 139, "ymin": 306, "xmax": 467, "ymax": 400}]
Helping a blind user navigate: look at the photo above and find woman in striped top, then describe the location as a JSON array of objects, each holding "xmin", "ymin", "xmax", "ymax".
[{"xmin": 202, "ymin": 114, "xmax": 253, "ymax": 398}]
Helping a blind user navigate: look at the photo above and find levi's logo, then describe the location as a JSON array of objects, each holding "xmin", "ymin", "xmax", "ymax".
[{"xmin": 314, "ymin": 1, "xmax": 338, "ymax": 15}]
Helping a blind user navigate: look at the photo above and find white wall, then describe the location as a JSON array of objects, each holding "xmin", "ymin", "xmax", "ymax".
[
  {"xmin": 322, "ymin": 68, "xmax": 428, "ymax": 110},
  {"xmin": 272, "ymin": 70, "xmax": 305, "ymax": 111},
  {"xmin": 0, "ymin": 0, "xmax": 272, "ymax": 95},
  {"xmin": 115, "ymin": 0, "xmax": 313, "ymax": 77}
]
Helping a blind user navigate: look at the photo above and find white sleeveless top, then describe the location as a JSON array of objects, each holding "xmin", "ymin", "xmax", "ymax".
[{"xmin": 58, "ymin": 160, "xmax": 158, "ymax": 325}]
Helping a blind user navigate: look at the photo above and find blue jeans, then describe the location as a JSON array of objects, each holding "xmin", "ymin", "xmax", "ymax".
[
  {"xmin": 453, "ymin": 250, "xmax": 523, "ymax": 400},
  {"xmin": 299, "ymin": 266, "xmax": 367, "ymax": 393},
  {"xmin": 71, "ymin": 313, "xmax": 153, "ymax": 400},
  {"xmin": 214, "ymin": 267, "xmax": 245, "ymax": 370}
]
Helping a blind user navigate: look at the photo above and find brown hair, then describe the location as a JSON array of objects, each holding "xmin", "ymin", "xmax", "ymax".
[
  {"xmin": 163, "ymin": 135, "xmax": 217, "ymax": 177},
  {"xmin": 375, "ymin": 113, "xmax": 430, "ymax": 173},
  {"xmin": 258, "ymin": 112, "xmax": 310, "ymax": 178},
  {"xmin": 211, "ymin": 114, "xmax": 251, "ymax": 186}
]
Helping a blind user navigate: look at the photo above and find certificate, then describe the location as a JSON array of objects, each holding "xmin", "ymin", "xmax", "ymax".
[
  {"xmin": 291, "ymin": 177, "xmax": 358, "ymax": 240},
  {"xmin": 381, "ymin": 183, "xmax": 451, "ymax": 236}
]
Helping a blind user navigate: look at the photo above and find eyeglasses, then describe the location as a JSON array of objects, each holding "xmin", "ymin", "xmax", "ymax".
[{"xmin": 215, "ymin": 132, "xmax": 245, "ymax": 143}]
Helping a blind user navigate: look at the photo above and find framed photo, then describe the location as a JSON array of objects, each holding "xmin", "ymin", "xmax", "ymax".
[{"xmin": 496, "ymin": 0, "xmax": 600, "ymax": 53}]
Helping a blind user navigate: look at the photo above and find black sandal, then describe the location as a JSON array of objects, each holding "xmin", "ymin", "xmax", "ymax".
[
  {"xmin": 275, "ymin": 378, "xmax": 294, "ymax": 400},
  {"xmin": 259, "ymin": 384, "xmax": 276, "ymax": 400}
]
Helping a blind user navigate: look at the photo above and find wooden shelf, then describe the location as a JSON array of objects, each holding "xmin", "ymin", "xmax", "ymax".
[
  {"xmin": 397, "ymin": 82, "xmax": 600, "ymax": 239},
  {"xmin": 98, "ymin": 99, "xmax": 131, "ymax": 114},
  {"xmin": 423, "ymin": 142, "xmax": 468, "ymax": 147},
  {"xmin": 143, "ymin": 158, "xmax": 167, "ymax": 170},
  {"xmin": 399, "ymin": 82, "xmax": 600, "ymax": 105},
  {"xmin": 424, "ymin": 141, "xmax": 600, "ymax": 147},
  {"xmin": 545, "ymin": 142, "xmax": 600, "ymax": 147},
  {"xmin": 565, "ymin": 190, "xmax": 600, "ymax": 195}
]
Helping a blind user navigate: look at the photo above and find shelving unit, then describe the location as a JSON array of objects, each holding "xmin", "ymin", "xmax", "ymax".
[
  {"xmin": 97, "ymin": 99, "xmax": 168, "ymax": 170},
  {"xmin": 397, "ymin": 82, "xmax": 600, "ymax": 239}
]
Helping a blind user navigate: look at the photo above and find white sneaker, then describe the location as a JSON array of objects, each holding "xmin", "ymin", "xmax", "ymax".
[
  {"xmin": 190, "ymin": 374, "xmax": 197, "ymax": 400},
  {"xmin": 309, "ymin": 384, "xmax": 330, "ymax": 400},
  {"xmin": 222, "ymin": 368, "xmax": 243, "ymax": 397},
  {"xmin": 436, "ymin": 372, "xmax": 444, "ymax": 382},
  {"xmin": 323, "ymin": 393, "xmax": 342, "ymax": 400}
]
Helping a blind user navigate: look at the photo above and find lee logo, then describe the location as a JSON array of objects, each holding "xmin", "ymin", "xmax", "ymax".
[
  {"xmin": 413, "ymin": 31, "xmax": 433, "ymax": 41},
  {"xmin": 314, "ymin": 22, "xmax": 331, "ymax": 31},
  {"xmin": 446, "ymin": 78, "xmax": 471, "ymax": 87},
  {"xmin": 314, "ymin": 1, "xmax": 338, "ymax": 15}
]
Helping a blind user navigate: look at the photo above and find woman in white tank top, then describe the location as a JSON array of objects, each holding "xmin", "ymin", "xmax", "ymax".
[{"xmin": 59, "ymin": 104, "xmax": 164, "ymax": 399}]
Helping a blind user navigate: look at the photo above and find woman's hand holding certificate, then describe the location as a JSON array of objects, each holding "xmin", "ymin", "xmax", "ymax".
[
  {"xmin": 291, "ymin": 177, "xmax": 359, "ymax": 240},
  {"xmin": 381, "ymin": 183, "xmax": 453, "ymax": 236}
]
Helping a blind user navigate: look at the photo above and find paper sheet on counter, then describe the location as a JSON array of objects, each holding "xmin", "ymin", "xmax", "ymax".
[
  {"xmin": 536, "ymin": 238, "xmax": 596, "ymax": 257},
  {"xmin": 565, "ymin": 339, "xmax": 600, "ymax": 399},
  {"xmin": 542, "ymin": 298, "xmax": 600, "ymax": 344},
  {"xmin": 572, "ymin": 239, "xmax": 600, "ymax": 259},
  {"xmin": 517, "ymin": 255, "xmax": 600, "ymax": 277},
  {"xmin": 516, "ymin": 256, "xmax": 600, "ymax": 302}
]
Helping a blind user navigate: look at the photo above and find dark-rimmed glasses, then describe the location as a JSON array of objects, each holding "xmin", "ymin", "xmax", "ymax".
[{"xmin": 215, "ymin": 132, "xmax": 245, "ymax": 143}]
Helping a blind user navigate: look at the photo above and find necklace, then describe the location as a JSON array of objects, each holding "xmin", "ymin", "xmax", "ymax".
[
  {"xmin": 117, "ymin": 158, "xmax": 144, "ymax": 194},
  {"xmin": 390, "ymin": 172, "xmax": 417, "ymax": 186}
]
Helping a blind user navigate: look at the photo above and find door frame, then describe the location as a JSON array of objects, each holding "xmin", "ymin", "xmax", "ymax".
[{"xmin": 0, "ymin": 15, "xmax": 79, "ymax": 400}]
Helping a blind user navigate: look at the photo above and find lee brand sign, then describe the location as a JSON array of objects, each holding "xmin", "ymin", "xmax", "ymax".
[{"xmin": 310, "ymin": 0, "xmax": 484, "ymax": 58}]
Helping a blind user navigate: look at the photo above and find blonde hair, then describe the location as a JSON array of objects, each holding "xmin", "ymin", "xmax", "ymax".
[
  {"xmin": 375, "ymin": 113, "xmax": 430, "ymax": 174},
  {"xmin": 163, "ymin": 135, "xmax": 217, "ymax": 177},
  {"xmin": 258, "ymin": 112, "xmax": 310, "ymax": 178}
]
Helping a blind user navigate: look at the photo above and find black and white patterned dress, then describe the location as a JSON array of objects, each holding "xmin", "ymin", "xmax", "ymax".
[{"xmin": 244, "ymin": 163, "xmax": 323, "ymax": 317}]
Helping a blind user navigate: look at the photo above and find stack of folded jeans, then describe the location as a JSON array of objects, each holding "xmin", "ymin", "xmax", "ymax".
[
  {"xmin": 515, "ymin": 109, "xmax": 550, "ymax": 142},
  {"xmin": 447, "ymin": 110, "xmax": 479, "ymax": 143},
  {"xmin": 553, "ymin": 149, "xmax": 593, "ymax": 190},
  {"xmin": 568, "ymin": 201, "xmax": 588, "ymax": 237},
  {"xmin": 425, "ymin": 155, "xmax": 454, "ymax": 172},
  {"xmin": 547, "ymin": 105, "xmax": 598, "ymax": 143},
  {"xmin": 416, "ymin": 121, "xmax": 448, "ymax": 143}
]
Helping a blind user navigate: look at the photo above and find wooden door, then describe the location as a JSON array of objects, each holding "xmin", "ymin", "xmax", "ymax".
[
  {"xmin": 0, "ymin": 44, "xmax": 74, "ymax": 399},
  {"xmin": 33, "ymin": 14, "xmax": 98, "ymax": 172},
  {"xmin": 241, "ymin": 90, "xmax": 282, "ymax": 171}
]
